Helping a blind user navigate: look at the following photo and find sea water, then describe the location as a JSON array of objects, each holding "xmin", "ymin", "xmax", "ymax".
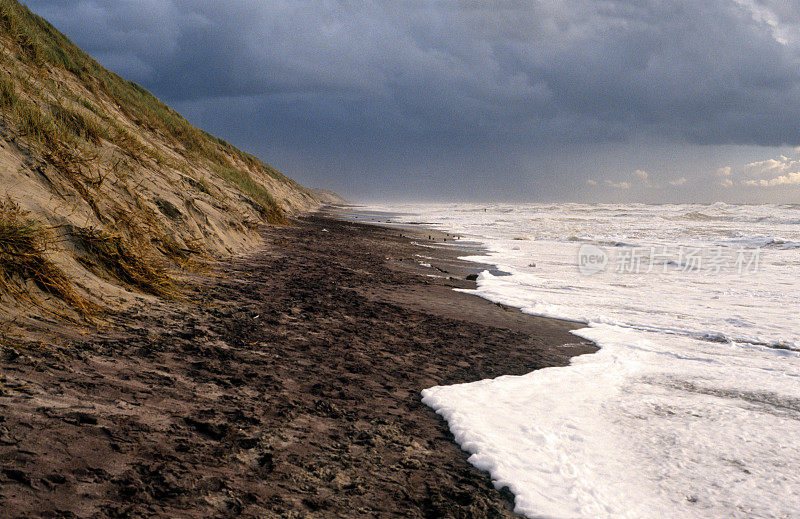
[{"xmin": 364, "ymin": 203, "xmax": 800, "ymax": 518}]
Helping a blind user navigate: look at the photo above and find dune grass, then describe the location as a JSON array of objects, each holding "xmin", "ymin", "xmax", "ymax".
[
  {"xmin": 49, "ymin": 102, "xmax": 108, "ymax": 144},
  {"xmin": 215, "ymin": 167, "xmax": 286, "ymax": 224},
  {"xmin": 0, "ymin": 0, "xmax": 300, "ymax": 317},
  {"xmin": 0, "ymin": 199, "xmax": 94, "ymax": 315},
  {"xmin": 0, "ymin": 77, "xmax": 103, "ymax": 155},
  {"xmin": 0, "ymin": 0, "xmax": 286, "ymax": 178},
  {"xmin": 0, "ymin": 76, "xmax": 18, "ymax": 109},
  {"xmin": 70, "ymin": 226, "xmax": 175, "ymax": 298}
]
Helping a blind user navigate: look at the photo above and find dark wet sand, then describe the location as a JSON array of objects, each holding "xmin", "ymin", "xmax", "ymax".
[{"xmin": 0, "ymin": 213, "xmax": 595, "ymax": 518}]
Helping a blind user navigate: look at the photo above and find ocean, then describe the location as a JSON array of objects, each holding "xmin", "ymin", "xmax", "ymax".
[{"xmin": 363, "ymin": 202, "xmax": 800, "ymax": 518}]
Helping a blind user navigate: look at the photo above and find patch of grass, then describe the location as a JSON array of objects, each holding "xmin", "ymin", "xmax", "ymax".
[
  {"xmin": 3, "ymin": 0, "xmax": 295, "ymax": 213},
  {"xmin": 69, "ymin": 226, "xmax": 175, "ymax": 298},
  {"xmin": 75, "ymin": 95, "xmax": 96, "ymax": 112},
  {"xmin": 1, "ymin": 0, "xmax": 292, "ymax": 177},
  {"xmin": 108, "ymin": 120, "xmax": 167, "ymax": 165},
  {"xmin": 3, "ymin": 94, "xmax": 105, "ymax": 153},
  {"xmin": 0, "ymin": 75, "xmax": 18, "ymax": 106},
  {"xmin": 0, "ymin": 2, "xmax": 42, "ymax": 62},
  {"xmin": 50, "ymin": 102, "xmax": 107, "ymax": 144},
  {"xmin": 214, "ymin": 166, "xmax": 286, "ymax": 224},
  {"xmin": 0, "ymin": 75, "xmax": 18, "ymax": 125},
  {"xmin": 109, "ymin": 122, "xmax": 145, "ymax": 157},
  {"xmin": 0, "ymin": 199, "xmax": 93, "ymax": 315},
  {"xmin": 14, "ymin": 97, "xmax": 65, "ymax": 151},
  {"xmin": 1, "ymin": 0, "xmax": 90, "ymax": 73}
]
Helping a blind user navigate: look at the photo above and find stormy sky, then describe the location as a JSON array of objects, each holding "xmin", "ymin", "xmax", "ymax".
[{"xmin": 26, "ymin": 0, "xmax": 800, "ymax": 203}]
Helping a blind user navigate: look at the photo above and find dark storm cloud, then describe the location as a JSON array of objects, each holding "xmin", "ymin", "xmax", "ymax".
[
  {"xmin": 27, "ymin": 0, "xmax": 800, "ymax": 145},
  {"xmin": 23, "ymin": 0, "xmax": 800, "ymax": 199}
]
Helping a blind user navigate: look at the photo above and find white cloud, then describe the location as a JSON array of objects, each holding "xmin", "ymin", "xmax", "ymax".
[
  {"xmin": 669, "ymin": 177, "xmax": 687, "ymax": 186},
  {"xmin": 586, "ymin": 179, "xmax": 598, "ymax": 186},
  {"xmin": 634, "ymin": 169, "xmax": 649, "ymax": 180},
  {"xmin": 744, "ymin": 156, "xmax": 800, "ymax": 176},
  {"xmin": 737, "ymin": 153, "xmax": 800, "ymax": 187},
  {"xmin": 604, "ymin": 179, "xmax": 631, "ymax": 190},
  {"xmin": 743, "ymin": 171, "xmax": 800, "ymax": 186},
  {"xmin": 715, "ymin": 166, "xmax": 733, "ymax": 186}
]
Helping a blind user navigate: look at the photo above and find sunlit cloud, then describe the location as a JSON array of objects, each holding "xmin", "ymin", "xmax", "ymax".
[
  {"xmin": 743, "ymin": 171, "xmax": 800, "ymax": 186},
  {"xmin": 714, "ymin": 166, "xmax": 732, "ymax": 187},
  {"xmin": 604, "ymin": 180, "xmax": 631, "ymax": 190},
  {"xmin": 725, "ymin": 153, "xmax": 800, "ymax": 188},
  {"xmin": 744, "ymin": 156, "xmax": 799, "ymax": 175}
]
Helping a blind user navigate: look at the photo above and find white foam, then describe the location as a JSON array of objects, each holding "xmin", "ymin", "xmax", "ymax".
[
  {"xmin": 423, "ymin": 325, "xmax": 800, "ymax": 518},
  {"xmin": 369, "ymin": 203, "xmax": 800, "ymax": 518}
]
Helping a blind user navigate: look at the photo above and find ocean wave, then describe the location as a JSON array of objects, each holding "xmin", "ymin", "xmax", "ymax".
[
  {"xmin": 676, "ymin": 211, "xmax": 716, "ymax": 221},
  {"xmin": 385, "ymin": 201, "xmax": 800, "ymax": 518},
  {"xmin": 725, "ymin": 235, "xmax": 800, "ymax": 249}
]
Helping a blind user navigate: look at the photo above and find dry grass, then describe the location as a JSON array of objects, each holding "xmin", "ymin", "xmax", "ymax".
[
  {"xmin": 1, "ymin": 88, "xmax": 105, "ymax": 155},
  {"xmin": 1, "ymin": 0, "xmax": 291, "ymax": 222},
  {"xmin": 0, "ymin": 0, "xmax": 288, "ymax": 181},
  {"xmin": 0, "ymin": 0, "xmax": 301, "ymax": 325},
  {"xmin": 0, "ymin": 199, "xmax": 94, "ymax": 315},
  {"xmin": 49, "ymin": 102, "xmax": 107, "ymax": 144},
  {"xmin": 0, "ymin": 75, "xmax": 18, "ymax": 110},
  {"xmin": 1, "ymin": 0, "xmax": 92, "ymax": 73},
  {"xmin": 0, "ymin": 2, "xmax": 42, "ymax": 62},
  {"xmin": 215, "ymin": 166, "xmax": 286, "ymax": 224},
  {"xmin": 14, "ymin": 98, "xmax": 64, "ymax": 151},
  {"xmin": 69, "ymin": 226, "xmax": 175, "ymax": 298}
]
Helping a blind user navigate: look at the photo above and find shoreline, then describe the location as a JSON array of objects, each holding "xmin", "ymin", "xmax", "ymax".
[{"xmin": 0, "ymin": 210, "xmax": 595, "ymax": 517}]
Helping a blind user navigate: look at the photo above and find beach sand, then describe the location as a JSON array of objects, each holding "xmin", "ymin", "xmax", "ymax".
[{"xmin": 0, "ymin": 212, "xmax": 595, "ymax": 517}]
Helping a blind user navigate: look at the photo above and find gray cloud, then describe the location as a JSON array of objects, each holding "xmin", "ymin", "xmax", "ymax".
[{"xmin": 24, "ymin": 0, "xmax": 800, "ymax": 200}]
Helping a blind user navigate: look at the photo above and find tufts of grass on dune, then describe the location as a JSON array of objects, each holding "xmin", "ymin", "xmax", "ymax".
[
  {"xmin": 214, "ymin": 167, "xmax": 287, "ymax": 225},
  {"xmin": 0, "ymin": 199, "xmax": 95, "ymax": 317},
  {"xmin": 0, "ymin": 0, "xmax": 321, "ymax": 320},
  {"xmin": 0, "ymin": 0, "xmax": 292, "ymax": 212},
  {"xmin": 69, "ymin": 226, "xmax": 176, "ymax": 298}
]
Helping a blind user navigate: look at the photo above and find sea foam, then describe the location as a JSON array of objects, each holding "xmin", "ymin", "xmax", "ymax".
[{"xmin": 370, "ymin": 202, "xmax": 800, "ymax": 518}]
